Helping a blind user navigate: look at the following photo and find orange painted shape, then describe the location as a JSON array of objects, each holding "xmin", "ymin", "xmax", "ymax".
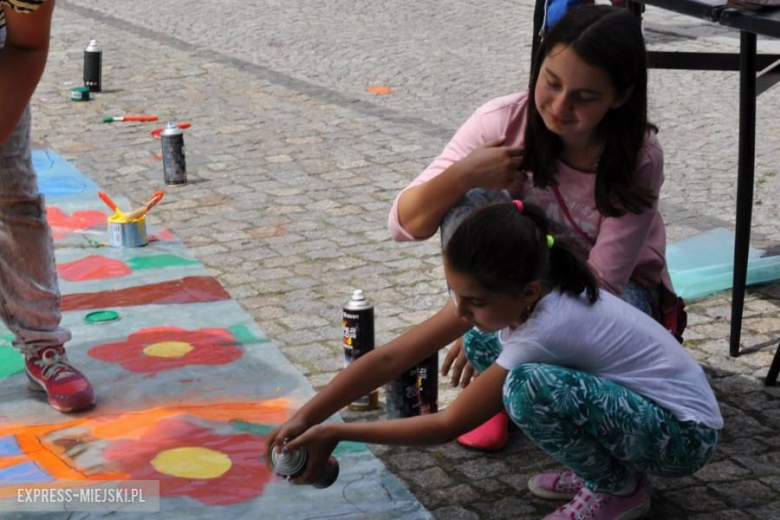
[
  {"xmin": 367, "ymin": 85, "xmax": 392, "ymax": 95},
  {"xmin": 57, "ymin": 255, "xmax": 132, "ymax": 282}
]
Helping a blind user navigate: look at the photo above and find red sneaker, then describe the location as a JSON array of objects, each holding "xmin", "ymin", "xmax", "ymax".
[
  {"xmin": 457, "ymin": 409, "xmax": 509, "ymax": 451},
  {"xmin": 26, "ymin": 346, "xmax": 96, "ymax": 413}
]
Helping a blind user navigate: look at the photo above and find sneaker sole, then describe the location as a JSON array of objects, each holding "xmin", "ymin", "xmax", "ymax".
[{"xmin": 527, "ymin": 477, "xmax": 579, "ymax": 500}]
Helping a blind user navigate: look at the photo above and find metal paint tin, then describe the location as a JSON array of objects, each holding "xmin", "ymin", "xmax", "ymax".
[
  {"xmin": 107, "ymin": 215, "xmax": 148, "ymax": 247},
  {"xmin": 70, "ymin": 86, "xmax": 90, "ymax": 101},
  {"xmin": 161, "ymin": 121, "xmax": 187, "ymax": 185},
  {"xmin": 83, "ymin": 39, "xmax": 102, "ymax": 92},
  {"xmin": 269, "ymin": 445, "xmax": 339, "ymax": 489},
  {"xmin": 343, "ymin": 289, "xmax": 379, "ymax": 411}
]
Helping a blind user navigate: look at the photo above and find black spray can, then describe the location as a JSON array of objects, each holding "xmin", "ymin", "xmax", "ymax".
[
  {"xmin": 343, "ymin": 289, "xmax": 378, "ymax": 411},
  {"xmin": 269, "ymin": 445, "xmax": 339, "ymax": 489},
  {"xmin": 161, "ymin": 121, "xmax": 187, "ymax": 185},
  {"xmin": 417, "ymin": 352, "xmax": 439, "ymax": 414},
  {"xmin": 83, "ymin": 39, "xmax": 102, "ymax": 92},
  {"xmin": 386, "ymin": 365, "xmax": 420, "ymax": 419}
]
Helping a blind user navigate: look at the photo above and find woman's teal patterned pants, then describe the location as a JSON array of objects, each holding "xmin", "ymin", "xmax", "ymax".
[{"xmin": 463, "ymin": 329, "xmax": 721, "ymax": 493}]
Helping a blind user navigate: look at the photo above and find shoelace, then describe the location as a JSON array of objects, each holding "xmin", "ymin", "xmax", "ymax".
[
  {"xmin": 36, "ymin": 349, "xmax": 77, "ymax": 381},
  {"xmin": 560, "ymin": 487, "xmax": 610, "ymax": 520},
  {"xmin": 556, "ymin": 472, "xmax": 584, "ymax": 493}
]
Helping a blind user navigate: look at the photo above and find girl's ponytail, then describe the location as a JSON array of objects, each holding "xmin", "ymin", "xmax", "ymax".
[
  {"xmin": 547, "ymin": 239, "xmax": 599, "ymax": 303},
  {"xmin": 445, "ymin": 201, "xmax": 599, "ymax": 303}
]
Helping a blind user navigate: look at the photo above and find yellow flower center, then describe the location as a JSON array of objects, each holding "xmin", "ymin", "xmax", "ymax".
[
  {"xmin": 150, "ymin": 447, "xmax": 232, "ymax": 479},
  {"xmin": 143, "ymin": 341, "xmax": 194, "ymax": 358}
]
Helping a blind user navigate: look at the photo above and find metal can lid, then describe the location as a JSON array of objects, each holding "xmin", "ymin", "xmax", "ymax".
[
  {"xmin": 161, "ymin": 121, "xmax": 184, "ymax": 137},
  {"xmin": 269, "ymin": 446, "xmax": 307, "ymax": 477},
  {"xmin": 85, "ymin": 310, "xmax": 120, "ymax": 324},
  {"xmin": 344, "ymin": 289, "xmax": 372, "ymax": 311}
]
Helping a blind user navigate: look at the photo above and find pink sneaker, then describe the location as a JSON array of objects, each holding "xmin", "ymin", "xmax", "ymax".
[
  {"xmin": 26, "ymin": 346, "xmax": 96, "ymax": 413},
  {"xmin": 457, "ymin": 409, "xmax": 509, "ymax": 451},
  {"xmin": 528, "ymin": 470, "xmax": 585, "ymax": 500},
  {"xmin": 543, "ymin": 474, "xmax": 651, "ymax": 520}
]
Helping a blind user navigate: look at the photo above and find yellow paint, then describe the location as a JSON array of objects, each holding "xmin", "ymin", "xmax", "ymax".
[
  {"xmin": 143, "ymin": 341, "xmax": 194, "ymax": 358},
  {"xmin": 151, "ymin": 447, "xmax": 232, "ymax": 479}
]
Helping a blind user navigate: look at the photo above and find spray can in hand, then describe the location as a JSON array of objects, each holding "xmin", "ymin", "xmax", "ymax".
[
  {"xmin": 342, "ymin": 290, "xmax": 379, "ymax": 411},
  {"xmin": 83, "ymin": 39, "xmax": 102, "ymax": 92},
  {"xmin": 161, "ymin": 121, "xmax": 187, "ymax": 185},
  {"xmin": 269, "ymin": 445, "xmax": 339, "ymax": 489}
]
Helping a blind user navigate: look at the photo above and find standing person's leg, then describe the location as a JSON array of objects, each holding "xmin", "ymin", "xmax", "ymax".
[
  {"xmin": 442, "ymin": 188, "xmax": 512, "ymax": 451},
  {"xmin": 0, "ymin": 106, "xmax": 95, "ymax": 413},
  {"xmin": 504, "ymin": 364, "xmax": 720, "ymax": 519}
]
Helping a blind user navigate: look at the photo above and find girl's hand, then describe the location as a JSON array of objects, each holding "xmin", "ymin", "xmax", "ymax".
[
  {"xmin": 283, "ymin": 424, "xmax": 340, "ymax": 485},
  {"xmin": 265, "ymin": 416, "xmax": 311, "ymax": 471},
  {"xmin": 460, "ymin": 137, "xmax": 525, "ymax": 191},
  {"xmin": 441, "ymin": 336, "xmax": 476, "ymax": 388}
]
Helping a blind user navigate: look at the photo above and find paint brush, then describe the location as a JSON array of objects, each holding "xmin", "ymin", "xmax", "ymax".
[
  {"xmin": 102, "ymin": 115, "xmax": 159, "ymax": 123},
  {"xmin": 98, "ymin": 190, "xmax": 122, "ymax": 215},
  {"xmin": 123, "ymin": 190, "xmax": 164, "ymax": 221}
]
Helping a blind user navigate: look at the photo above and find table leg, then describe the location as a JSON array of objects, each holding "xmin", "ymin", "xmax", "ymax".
[
  {"xmin": 730, "ymin": 31, "xmax": 757, "ymax": 357},
  {"xmin": 531, "ymin": 0, "xmax": 546, "ymax": 69}
]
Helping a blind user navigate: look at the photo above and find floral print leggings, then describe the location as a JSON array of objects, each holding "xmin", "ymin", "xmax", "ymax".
[{"xmin": 463, "ymin": 329, "xmax": 721, "ymax": 493}]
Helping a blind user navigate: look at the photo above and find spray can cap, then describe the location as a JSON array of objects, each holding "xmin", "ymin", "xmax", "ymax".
[
  {"xmin": 161, "ymin": 121, "xmax": 184, "ymax": 137},
  {"xmin": 85, "ymin": 39, "xmax": 101, "ymax": 52}
]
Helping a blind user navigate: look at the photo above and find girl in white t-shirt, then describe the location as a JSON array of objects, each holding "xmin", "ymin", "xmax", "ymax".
[{"xmin": 266, "ymin": 201, "xmax": 722, "ymax": 520}]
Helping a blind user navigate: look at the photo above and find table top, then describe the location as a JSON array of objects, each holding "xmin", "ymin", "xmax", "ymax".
[
  {"xmin": 639, "ymin": 0, "xmax": 728, "ymax": 21},
  {"xmin": 719, "ymin": 7, "xmax": 780, "ymax": 38}
]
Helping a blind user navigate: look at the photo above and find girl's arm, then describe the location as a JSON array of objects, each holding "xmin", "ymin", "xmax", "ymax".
[
  {"xmin": 265, "ymin": 300, "xmax": 471, "ymax": 462},
  {"xmin": 395, "ymin": 138, "xmax": 525, "ymax": 240},
  {"xmin": 286, "ymin": 362, "xmax": 509, "ymax": 484}
]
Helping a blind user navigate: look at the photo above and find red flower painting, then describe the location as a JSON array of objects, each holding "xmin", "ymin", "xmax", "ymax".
[
  {"xmin": 88, "ymin": 326, "xmax": 242, "ymax": 373},
  {"xmin": 103, "ymin": 418, "xmax": 272, "ymax": 505}
]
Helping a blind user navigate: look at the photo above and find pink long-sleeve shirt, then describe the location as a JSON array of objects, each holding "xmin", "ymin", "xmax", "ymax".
[{"xmin": 388, "ymin": 91, "xmax": 674, "ymax": 297}]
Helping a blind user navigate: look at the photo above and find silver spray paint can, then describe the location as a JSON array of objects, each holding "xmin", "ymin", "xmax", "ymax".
[
  {"xmin": 269, "ymin": 445, "xmax": 339, "ymax": 489},
  {"xmin": 161, "ymin": 121, "xmax": 187, "ymax": 185},
  {"xmin": 83, "ymin": 39, "xmax": 102, "ymax": 92}
]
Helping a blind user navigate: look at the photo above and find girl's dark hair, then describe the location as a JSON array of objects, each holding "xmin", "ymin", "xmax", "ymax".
[
  {"xmin": 519, "ymin": 5, "xmax": 656, "ymax": 217},
  {"xmin": 444, "ymin": 202, "xmax": 599, "ymax": 303}
]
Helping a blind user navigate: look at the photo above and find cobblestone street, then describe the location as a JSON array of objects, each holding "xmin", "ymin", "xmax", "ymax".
[{"xmin": 27, "ymin": 1, "xmax": 780, "ymax": 517}]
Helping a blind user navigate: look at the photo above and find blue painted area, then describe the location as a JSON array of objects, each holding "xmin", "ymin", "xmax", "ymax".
[
  {"xmin": 0, "ymin": 461, "xmax": 54, "ymax": 484},
  {"xmin": 32, "ymin": 149, "xmax": 101, "ymax": 200},
  {"xmin": 0, "ymin": 435, "xmax": 22, "ymax": 456}
]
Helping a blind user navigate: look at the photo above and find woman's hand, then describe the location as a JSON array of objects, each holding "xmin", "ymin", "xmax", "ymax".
[
  {"xmin": 441, "ymin": 336, "xmax": 476, "ymax": 388},
  {"xmin": 282, "ymin": 424, "xmax": 340, "ymax": 485},
  {"xmin": 265, "ymin": 416, "xmax": 311, "ymax": 471},
  {"xmin": 459, "ymin": 137, "xmax": 525, "ymax": 192}
]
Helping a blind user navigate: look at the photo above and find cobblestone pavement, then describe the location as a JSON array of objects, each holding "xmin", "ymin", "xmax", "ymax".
[{"xmin": 27, "ymin": 1, "xmax": 780, "ymax": 518}]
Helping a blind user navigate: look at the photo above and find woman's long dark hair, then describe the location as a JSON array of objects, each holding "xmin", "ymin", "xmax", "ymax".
[
  {"xmin": 519, "ymin": 5, "xmax": 656, "ymax": 217},
  {"xmin": 444, "ymin": 202, "xmax": 599, "ymax": 303}
]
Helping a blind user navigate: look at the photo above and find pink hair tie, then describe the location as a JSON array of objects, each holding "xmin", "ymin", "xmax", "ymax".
[{"xmin": 512, "ymin": 200, "xmax": 524, "ymax": 213}]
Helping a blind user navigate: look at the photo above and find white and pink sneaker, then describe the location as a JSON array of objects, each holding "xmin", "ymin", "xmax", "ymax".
[
  {"xmin": 542, "ymin": 474, "xmax": 651, "ymax": 520},
  {"xmin": 528, "ymin": 470, "xmax": 585, "ymax": 500}
]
